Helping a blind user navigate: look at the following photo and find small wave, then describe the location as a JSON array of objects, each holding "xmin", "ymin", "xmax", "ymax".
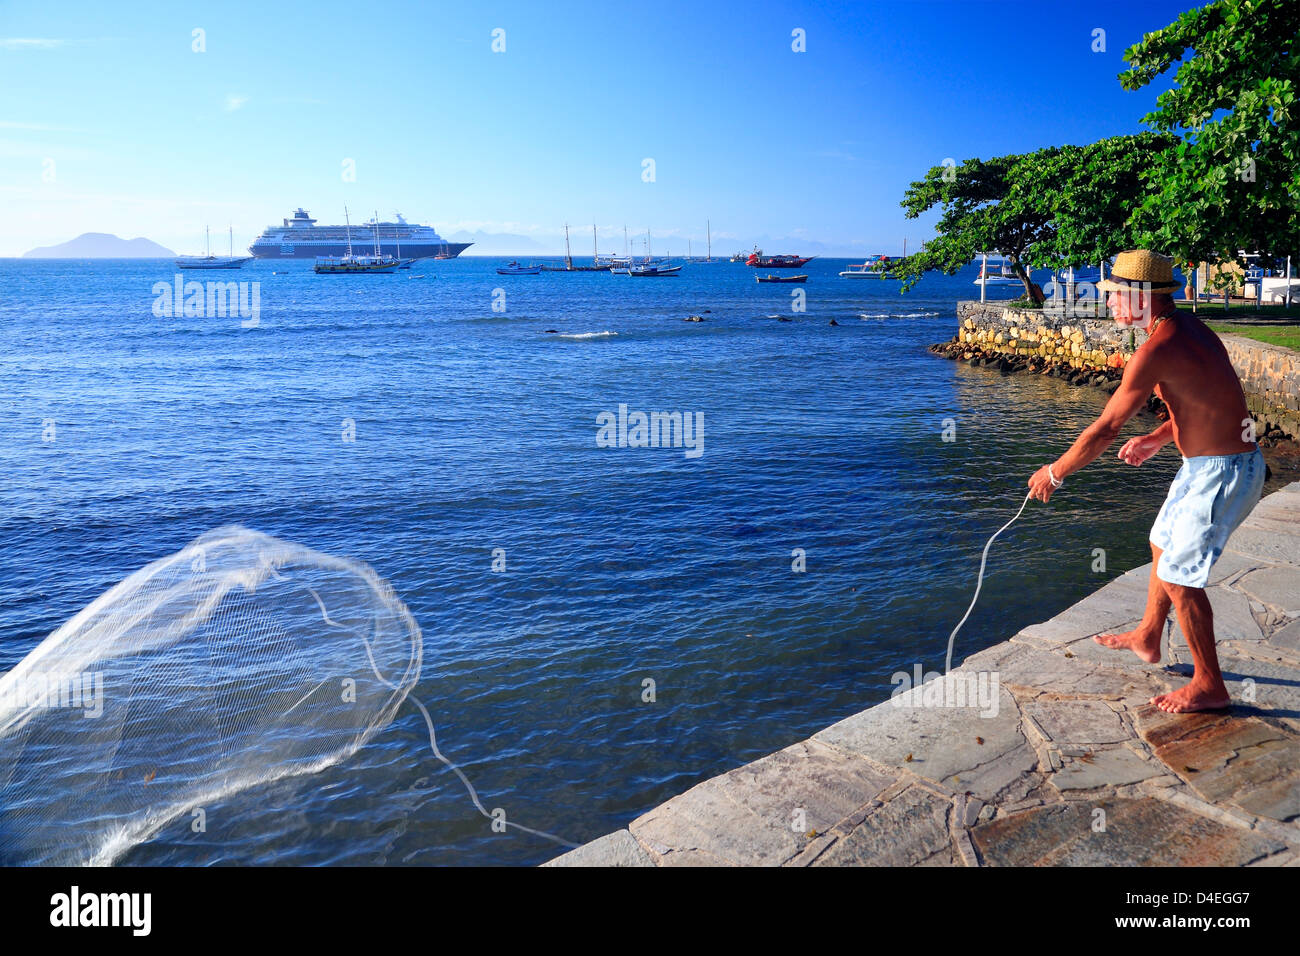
[
  {"xmin": 548, "ymin": 330, "xmax": 618, "ymax": 339},
  {"xmin": 859, "ymin": 311, "xmax": 941, "ymax": 319}
]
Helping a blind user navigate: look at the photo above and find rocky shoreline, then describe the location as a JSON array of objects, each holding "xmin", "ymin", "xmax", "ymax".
[{"xmin": 928, "ymin": 337, "xmax": 1300, "ymax": 483}]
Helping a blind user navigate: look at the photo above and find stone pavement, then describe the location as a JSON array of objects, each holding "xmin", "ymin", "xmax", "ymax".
[{"xmin": 546, "ymin": 482, "xmax": 1300, "ymax": 867}]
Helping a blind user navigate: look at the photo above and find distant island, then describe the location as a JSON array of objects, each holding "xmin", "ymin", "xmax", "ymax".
[{"xmin": 23, "ymin": 233, "xmax": 175, "ymax": 258}]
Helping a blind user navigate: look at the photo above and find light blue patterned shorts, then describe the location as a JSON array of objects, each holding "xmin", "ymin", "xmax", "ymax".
[{"xmin": 1151, "ymin": 446, "xmax": 1265, "ymax": 588}]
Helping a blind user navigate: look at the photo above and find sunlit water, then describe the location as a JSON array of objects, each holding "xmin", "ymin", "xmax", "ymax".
[{"xmin": 0, "ymin": 256, "xmax": 1259, "ymax": 865}]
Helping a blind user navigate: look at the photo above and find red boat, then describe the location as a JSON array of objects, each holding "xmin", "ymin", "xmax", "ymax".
[{"xmin": 745, "ymin": 247, "xmax": 815, "ymax": 268}]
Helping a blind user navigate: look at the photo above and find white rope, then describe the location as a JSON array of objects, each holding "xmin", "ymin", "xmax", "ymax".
[{"xmin": 944, "ymin": 488, "xmax": 1035, "ymax": 673}]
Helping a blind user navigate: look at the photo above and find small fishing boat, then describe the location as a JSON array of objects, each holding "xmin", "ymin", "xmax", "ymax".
[
  {"xmin": 496, "ymin": 261, "xmax": 542, "ymax": 275},
  {"xmin": 756, "ymin": 273, "xmax": 807, "ymax": 283}
]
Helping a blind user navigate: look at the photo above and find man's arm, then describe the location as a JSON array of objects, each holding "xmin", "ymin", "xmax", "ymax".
[
  {"xmin": 1118, "ymin": 419, "xmax": 1175, "ymax": 466},
  {"xmin": 1028, "ymin": 347, "xmax": 1161, "ymax": 501}
]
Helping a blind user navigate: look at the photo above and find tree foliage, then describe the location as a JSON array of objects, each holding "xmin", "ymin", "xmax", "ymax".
[
  {"xmin": 896, "ymin": 156, "xmax": 1053, "ymax": 301},
  {"xmin": 895, "ymin": 134, "xmax": 1170, "ymax": 300},
  {"xmin": 1120, "ymin": 0, "xmax": 1300, "ymax": 265}
]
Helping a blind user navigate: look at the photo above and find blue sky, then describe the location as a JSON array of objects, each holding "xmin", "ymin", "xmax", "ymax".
[{"xmin": 1, "ymin": 0, "xmax": 1191, "ymax": 256}]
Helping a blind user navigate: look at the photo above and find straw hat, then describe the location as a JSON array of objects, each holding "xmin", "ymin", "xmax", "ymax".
[{"xmin": 1097, "ymin": 249, "xmax": 1180, "ymax": 294}]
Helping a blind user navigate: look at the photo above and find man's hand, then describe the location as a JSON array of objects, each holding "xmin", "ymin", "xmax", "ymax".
[
  {"xmin": 1117, "ymin": 433, "xmax": 1163, "ymax": 467},
  {"xmin": 1028, "ymin": 465, "xmax": 1059, "ymax": 503}
]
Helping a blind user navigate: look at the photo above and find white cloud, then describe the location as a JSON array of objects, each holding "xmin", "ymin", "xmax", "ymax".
[
  {"xmin": 223, "ymin": 94, "xmax": 249, "ymax": 112},
  {"xmin": 0, "ymin": 121, "xmax": 80, "ymax": 131},
  {"xmin": 0, "ymin": 37, "xmax": 64, "ymax": 50}
]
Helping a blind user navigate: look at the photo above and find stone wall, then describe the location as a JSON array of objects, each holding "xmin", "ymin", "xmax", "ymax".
[
  {"xmin": 954, "ymin": 301, "xmax": 1300, "ymax": 438},
  {"xmin": 954, "ymin": 301, "xmax": 1141, "ymax": 372},
  {"xmin": 1220, "ymin": 336, "xmax": 1300, "ymax": 440}
]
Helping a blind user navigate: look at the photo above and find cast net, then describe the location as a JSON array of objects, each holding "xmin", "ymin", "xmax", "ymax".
[{"xmin": 0, "ymin": 526, "xmax": 421, "ymax": 865}]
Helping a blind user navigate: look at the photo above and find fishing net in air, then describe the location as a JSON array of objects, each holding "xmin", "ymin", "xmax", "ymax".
[{"xmin": 0, "ymin": 526, "xmax": 421, "ymax": 865}]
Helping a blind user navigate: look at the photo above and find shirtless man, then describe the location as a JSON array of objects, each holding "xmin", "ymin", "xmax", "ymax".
[{"xmin": 1026, "ymin": 250, "xmax": 1265, "ymax": 714}]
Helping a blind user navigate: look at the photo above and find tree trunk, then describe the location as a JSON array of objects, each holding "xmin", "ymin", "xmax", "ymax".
[{"xmin": 1010, "ymin": 260, "xmax": 1044, "ymax": 304}]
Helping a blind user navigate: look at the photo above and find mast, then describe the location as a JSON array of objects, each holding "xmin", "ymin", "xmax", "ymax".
[
  {"xmin": 344, "ymin": 206, "xmax": 353, "ymax": 258},
  {"xmin": 593, "ymin": 224, "xmax": 598, "ymax": 266},
  {"xmin": 903, "ymin": 237, "xmax": 907, "ymax": 258},
  {"xmin": 205, "ymin": 225, "xmax": 210, "ymax": 258},
  {"xmin": 373, "ymin": 210, "xmax": 380, "ymax": 257},
  {"xmin": 624, "ymin": 225, "xmax": 628, "ymax": 257},
  {"xmin": 564, "ymin": 223, "xmax": 572, "ymax": 270},
  {"xmin": 689, "ymin": 239, "xmax": 692, "ymax": 260},
  {"xmin": 395, "ymin": 213, "xmax": 402, "ymax": 260},
  {"xmin": 228, "ymin": 224, "xmax": 234, "ymax": 258}
]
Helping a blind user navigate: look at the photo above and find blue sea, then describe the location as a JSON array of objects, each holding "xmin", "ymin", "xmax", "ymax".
[{"xmin": 0, "ymin": 256, "xmax": 1241, "ymax": 865}]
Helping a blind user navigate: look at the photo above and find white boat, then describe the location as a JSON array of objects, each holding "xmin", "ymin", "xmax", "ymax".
[
  {"xmin": 841, "ymin": 256, "xmax": 893, "ymax": 278},
  {"xmin": 176, "ymin": 226, "xmax": 253, "ymax": 269},
  {"xmin": 841, "ymin": 239, "xmax": 905, "ymax": 278},
  {"xmin": 974, "ymin": 260, "xmax": 1022, "ymax": 285},
  {"xmin": 623, "ymin": 230, "xmax": 681, "ymax": 275},
  {"xmin": 628, "ymin": 262, "xmax": 682, "ymax": 276}
]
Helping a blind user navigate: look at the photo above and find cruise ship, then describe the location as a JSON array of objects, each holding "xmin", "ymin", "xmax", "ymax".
[{"xmin": 248, "ymin": 208, "xmax": 472, "ymax": 260}]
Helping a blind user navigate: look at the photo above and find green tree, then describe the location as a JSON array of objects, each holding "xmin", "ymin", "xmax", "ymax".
[
  {"xmin": 896, "ymin": 155, "xmax": 1053, "ymax": 303},
  {"xmin": 1023, "ymin": 133, "xmax": 1175, "ymax": 268},
  {"xmin": 896, "ymin": 135, "xmax": 1169, "ymax": 300},
  {"xmin": 1121, "ymin": 0, "xmax": 1300, "ymax": 268}
]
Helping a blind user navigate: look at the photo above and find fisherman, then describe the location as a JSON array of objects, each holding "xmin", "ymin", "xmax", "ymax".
[{"xmin": 1026, "ymin": 249, "xmax": 1264, "ymax": 713}]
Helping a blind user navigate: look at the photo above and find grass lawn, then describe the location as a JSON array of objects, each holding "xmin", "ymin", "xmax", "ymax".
[
  {"xmin": 1179, "ymin": 302, "xmax": 1300, "ymax": 320},
  {"xmin": 1205, "ymin": 322, "xmax": 1300, "ymax": 351}
]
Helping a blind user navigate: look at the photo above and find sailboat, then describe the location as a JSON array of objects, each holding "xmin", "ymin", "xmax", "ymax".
[
  {"xmin": 627, "ymin": 230, "xmax": 681, "ymax": 276},
  {"xmin": 393, "ymin": 216, "xmax": 416, "ymax": 269},
  {"xmin": 542, "ymin": 224, "xmax": 608, "ymax": 271},
  {"xmin": 314, "ymin": 207, "xmax": 400, "ymax": 273},
  {"xmin": 685, "ymin": 221, "xmax": 718, "ymax": 263},
  {"xmin": 175, "ymin": 226, "xmax": 253, "ymax": 269}
]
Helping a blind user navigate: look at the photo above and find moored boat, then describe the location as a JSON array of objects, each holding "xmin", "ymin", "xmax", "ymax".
[
  {"xmin": 314, "ymin": 255, "xmax": 400, "ymax": 274},
  {"xmin": 840, "ymin": 255, "xmax": 894, "ymax": 278},
  {"xmin": 176, "ymin": 226, "xmax": 253, "ymax": 269},
  {"xmin": 628, "ymin": 262, "xmax": 682, "ymax": 276},
  {"xmin": 756, "ymin": 273, "xmax": 807, "ymax": 283},
  {"xmin": 314, "ymin": 207, "xmax": 400, "ymax": 273},
  {"xmin": 497, "ymin": 260, "xmax": 542, "ymax": 275},
  {"xmin": 745, "ymin": 247, "xmax": 814, "ymax": 268}
]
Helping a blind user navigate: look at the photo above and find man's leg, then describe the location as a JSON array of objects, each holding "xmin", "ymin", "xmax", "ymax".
[
  {"xmin": 1093, "ymin": 543, "xmax": 1170, "ymax": 663},
  {"xmin": 1151, "ymin": 582, "xmax": 1231, "ymax": 713}
]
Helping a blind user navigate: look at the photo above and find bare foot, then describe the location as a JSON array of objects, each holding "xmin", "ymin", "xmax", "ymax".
[
  {"xmin": 1150, "ymin": 682, "xmax": 1231, "ymax": 714},
  {"xmin": 1093, "ymin": 627, "xmax": 1162, "ymax": 664}
]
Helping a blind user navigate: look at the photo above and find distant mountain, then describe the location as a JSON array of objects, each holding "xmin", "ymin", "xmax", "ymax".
[{"xmin": 23, "ymin": 233, "xmax": 175, "ymax": 258}]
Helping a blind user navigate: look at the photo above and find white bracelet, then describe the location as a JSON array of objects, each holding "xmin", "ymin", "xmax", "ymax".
[{"xmin": 1048, "ymin": 465, "xmax": 1064, "ymax": 488}]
